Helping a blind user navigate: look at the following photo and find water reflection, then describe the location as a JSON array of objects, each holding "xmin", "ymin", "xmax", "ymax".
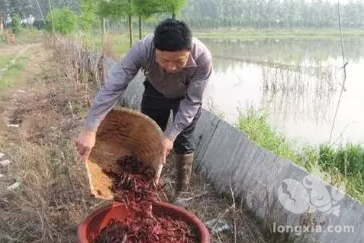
[
  {"xmin": 203, "ymin": 39, "xmax": 364, "ymax": 144},
  {"xmin": 261, "ymin": 85, "xmax": 337, "ymax": 125},
  {"xmin": 204, "ymin": 62, "xmax": 337, "ymax": 125},
  {"xmin": 203, "ymin": 38, "xmax": 364, "ymax": 65}
]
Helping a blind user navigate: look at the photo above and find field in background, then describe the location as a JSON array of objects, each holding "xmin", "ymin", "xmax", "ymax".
[
  {"xmin": 68, "ymin": 27, "xmax": 364, "ymax": 58},
  {"xmin": 192, "ymin": 28, "xmax": 364, "ymax": 39},
  {"xmin": 73, "ymin": 32, "xmax": 131, "ymax": 59}
]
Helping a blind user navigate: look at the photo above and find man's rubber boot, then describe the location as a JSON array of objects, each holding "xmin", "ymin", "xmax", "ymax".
[{"xmin": 172, "ymin": 153, "xmax": 194, "ymax": 207}]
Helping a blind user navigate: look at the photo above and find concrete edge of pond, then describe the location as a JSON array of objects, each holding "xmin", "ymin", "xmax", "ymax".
[{"xmin": 80, "ymin": 49, "xmax": 364, "ymax": 243}]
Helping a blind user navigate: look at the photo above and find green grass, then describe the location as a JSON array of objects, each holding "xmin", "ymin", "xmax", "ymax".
[
  {"xmin": 16, "ymin": 28, "xmax": 43, "ymax": 43},
  {"xmin": 0, "ymin": 55, "xmax": 13, "ymax": 67},
  {"xmin": 73, "ymin": 32, "xmax": 136, "ymax": 57},
  {"xmin": 0, "ymin": 28, "xmax": 42, "ymax": 44},
  {"xmin": 0, "ymin": 29, "xmax": 37, "ymax": 91},
  {"xmin": 317, "ymin": 143, "xmax": 364, "ymax": 202},
  {"xmin": 235, "ymin": 108, "xmax": 302, "ymax": 165},
  {"xmin": 0, "ymin": 35, "xmax": 6, "ymax": 45},
  {"xmin": 235, "ymin": 108, "xmax": 364, "ymax": 204},
  {"xmin": 0, "ymin": 56, "xmax": 29, "ymax": 91},
  {"xmin": 193, "ymin": 28, "xmax": 364, "ymax": 39},
  {"xmin": 104, "ymin": 34, "xmax": 132, "ymax": 57}
]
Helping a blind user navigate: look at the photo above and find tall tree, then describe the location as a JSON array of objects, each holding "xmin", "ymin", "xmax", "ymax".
[
  {"xmin": 3, "ymin": 0, "xmax": 364, "ymax": 30},
  {"xmin": 79, "ymin": 0, "xmax": 98, "ymax": 31},
  {"xmin": 133, "ymin": 0, "xmax": 162, "ymax": 39},
  {"xmin": 98, "ymin": 0, "xmax": 134, "ymax": 47},
  {"xmin": 161, "ymin": 0, "xmax": 185, "ymax": 19},
  {"xmin": 0, "ymin": 2, "xmax": 3, "ymax": 32}
]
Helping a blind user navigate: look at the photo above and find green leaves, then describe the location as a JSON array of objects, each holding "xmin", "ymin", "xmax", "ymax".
[
  {"xmin": 45, "ymin": 8, "xmax": 77, "ymax": 35},
  {"xmin": 94, "ymin": 0, "xmax": 186, "ymax": 19},
  {"xmin": 11, "ymin": 13, "xmax": 21, "ymax": 34},
  {"xmin": 79, "ymin": 0, "xmax": 99, "ymax": 30},
  {"xmin": 132, "ymin": 0, "xmax": 163, "ymax": 18},
  {"xmin": 97, "ymin": 0, "xmax": 133, "ymax": 18},
  {"xmin": 162, "ymin": 0, "xmax": 186, "ymax": 18}
]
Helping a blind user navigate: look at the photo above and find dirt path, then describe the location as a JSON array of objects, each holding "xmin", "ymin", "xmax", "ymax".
[
  {"xmin": 0, "ymin": 44, "xmax": 30, "ymax": 56},
  {"xmin": 0, "ymin": 42, "xmax": 99, "ymax": 243},
  {"xmin": 0, "ymin": 44, "xmax": 32, "ymax": 79},
  {"xmin": 0, "ymin": 43, "xmax": 50, "ymax": 127},
  {"xmin": 0, "ymin": 44, "xmax": 40, "ymax": 79}
]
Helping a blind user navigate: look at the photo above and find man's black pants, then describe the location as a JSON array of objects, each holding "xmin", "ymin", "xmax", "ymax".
[{"xmin": 141, "ymin": 80, "xmax": 201, "ymax": 155}]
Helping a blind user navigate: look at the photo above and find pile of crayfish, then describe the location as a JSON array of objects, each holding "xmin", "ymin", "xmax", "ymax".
[{"xmin": 92, "ymin": 156, "xmax": 197, "ymax": 243}]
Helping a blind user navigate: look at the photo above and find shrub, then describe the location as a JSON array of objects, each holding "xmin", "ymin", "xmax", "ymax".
[
  {"xmin": 45, "ymin": 8, "xmax": 77, "ymax": 35},
  {"xmin": 11, "ymin": 14, "xmax": 22, "ymax": 34}
]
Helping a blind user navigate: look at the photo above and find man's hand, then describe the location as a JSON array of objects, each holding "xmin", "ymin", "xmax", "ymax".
[
  {"xmin": 75, "ymin": 129, "xmax": 96, "ymax": 162},
  {"xmin": 162, "ymin": 136, "xmax": 174, "ymax": 164}
]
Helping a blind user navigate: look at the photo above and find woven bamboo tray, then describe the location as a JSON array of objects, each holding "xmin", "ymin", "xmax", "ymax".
[{"xmin": 85, "ymin": 107, "xmax": 164, "ymax": 200}]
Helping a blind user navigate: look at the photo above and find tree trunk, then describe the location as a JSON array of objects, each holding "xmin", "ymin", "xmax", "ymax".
[
  {"xmin": 48, "ymin": 0, "xmax": 55, "ymax": 33},
  {"xmin": 128, "ymin": 14, "xmax": 133, "ymax": 48},
  {"xmin": 101, "ymin": 18, "xmax": 106, "ymax": 45},
  {"xmin": 34, "ymin": 0, "xmax": 45, "ymax": 22},
  {"xmin": 0, "ymin": 8, "xmax": 3, "ymax": 33},
  {"xmin": 139, "ymin": 15, "xmax": 142, "ymax": 40},
  {"xmin": 172, "ymin": 12, "xmax": 176, "ymax": 19}
]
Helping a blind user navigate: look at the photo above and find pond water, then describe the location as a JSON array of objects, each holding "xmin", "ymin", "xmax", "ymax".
[{"xmin": 201, "ymin": 38, "xmax": 364, "ymax": 145}]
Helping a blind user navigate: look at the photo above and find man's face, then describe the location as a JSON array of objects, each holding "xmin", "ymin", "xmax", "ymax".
[{"xmin": 155, "ymin": 49, "xmax": 190, "ymax": 73}]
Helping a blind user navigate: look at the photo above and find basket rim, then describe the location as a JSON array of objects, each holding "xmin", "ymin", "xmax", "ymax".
[
  {"xmin": 85, "ymin": 106, "xmax": 165, "ymax": 200},
  {"xmin": 77, "ymin": 201, "xmax": 210, "ymax": 243},
  {"xmin": 111, "ymin": 106, "xmax": 164, "ymax": 136}
]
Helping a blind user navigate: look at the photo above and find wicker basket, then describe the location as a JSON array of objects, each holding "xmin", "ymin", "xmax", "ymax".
[{"xmin": 85, "ymin": 106, "xmax": 164, "ymax": 200}]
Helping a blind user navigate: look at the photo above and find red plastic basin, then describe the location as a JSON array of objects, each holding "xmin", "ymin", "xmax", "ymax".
[{"xmin": 77, "ymin": 201, "xmax": 210, "ymax": 243}]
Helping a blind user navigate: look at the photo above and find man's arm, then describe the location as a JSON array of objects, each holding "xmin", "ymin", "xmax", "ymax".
[
  {"xmin": 84, "ymin": 39, "xmax": 147, "ymax": 131},
  {"xmin": 164, "ymin": 52, "xmax": 213, "ymax": 141}
]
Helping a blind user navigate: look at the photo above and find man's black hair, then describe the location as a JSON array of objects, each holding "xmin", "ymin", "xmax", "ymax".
[{"xmin": 153, "ymin": 18, "xmax": 192, "ymax": 52}]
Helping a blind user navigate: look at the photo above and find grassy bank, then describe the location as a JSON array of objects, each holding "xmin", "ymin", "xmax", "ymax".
[{"xmin": 235, "ymin": 108, "xmax": 364, "ymax": 204}]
